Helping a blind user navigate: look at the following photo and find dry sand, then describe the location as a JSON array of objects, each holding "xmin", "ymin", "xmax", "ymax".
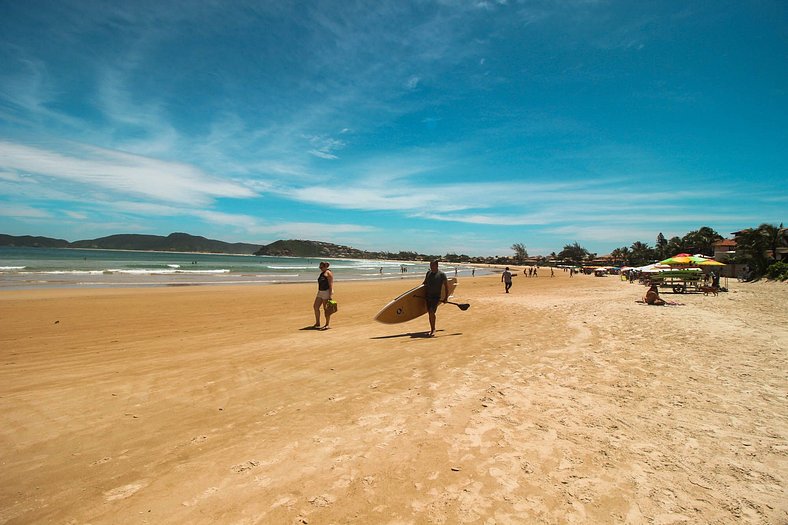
[{"xmin": 1, "ymin": 271, "xmax": 786, "ymax": 524}]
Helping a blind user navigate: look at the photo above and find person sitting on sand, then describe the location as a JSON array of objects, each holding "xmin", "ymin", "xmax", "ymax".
[{"xmin": 643, "ymin": 284, "xmax": 666, "ymax": 306}]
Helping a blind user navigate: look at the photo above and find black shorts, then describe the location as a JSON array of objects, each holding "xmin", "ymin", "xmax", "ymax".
[{"xmin": 426, "ymin": 296, "xmax": 441, "ymax": 312}]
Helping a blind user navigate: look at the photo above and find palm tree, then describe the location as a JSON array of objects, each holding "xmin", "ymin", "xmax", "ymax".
[
  {"xmin": 558, "ymin": 242, "xmax": 590, "ymax": 264},
  {"xmin": 610, "ymin": 247, "xmax": 631, "ymax": 266},
  {"xmin": 665, "ymin": 236, "xmax": 685, "ymax": 258},
  {"xmin": 629, "ymin": 241, "xmax": 655, "ymax": 266},
  {"xmin": 682, "ymin": 226, "xmax": 722, "ymax": 256},
  {"xmin": 735, "ymin": 223, "xmax": 781, "ymax": 277},
  {"xmin": 655, "ymin": 233, "xmax": 668, "ymax": 260}
]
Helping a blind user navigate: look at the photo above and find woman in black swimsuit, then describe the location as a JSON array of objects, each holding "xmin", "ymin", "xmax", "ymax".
[{"xmin": 313, "ymin": 261, "xmax": 334, "ymax": 329}]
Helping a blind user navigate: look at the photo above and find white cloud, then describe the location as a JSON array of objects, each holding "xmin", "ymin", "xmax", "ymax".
[
  {"xmin": 0, "ymin": 170, "xmax": 24, "ymax": 182},
  {"xmin": 0, "ymin": 140, "xmax": 256, "ymax": 205},
  {"xmin": 414, "ymin": 211, "xmax": 554, "ymax": 226},
  {"xmin": 284, "ymin": 186, "xmax": 440, "ymax": 211},
  {"xmin": 0, "ymin": 204, "xmax": 52, "ymax": 218},
  {"xmin": 248, "ymin": 221, "xmax": 376, "ymax": 240},
  {"xmin": 309, "ymin": 149, "xmax": 339, "ymax": 160},
  {"xmin": 64, "ymin": 210, "xmax": 88, "ymax": 220}
]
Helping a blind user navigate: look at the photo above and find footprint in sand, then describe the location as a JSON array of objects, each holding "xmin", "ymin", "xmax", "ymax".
[
  {"xmin": 182, "ymin": 486, "xmax": 219, "ymax": 507},
  {"xmin": 308, "ymin": 494, "xmax": 335, "ymax": 507},
  {"xmin": 231, "ymin": 460, "xmax": 261, "ymax": 473},
  {"xmin": 103, "ymin": 481, "xmax": 147, "ymax": 501},
  {"xmin": 190, "ymin": 435, "xmax": 208, "ymax": 445}
]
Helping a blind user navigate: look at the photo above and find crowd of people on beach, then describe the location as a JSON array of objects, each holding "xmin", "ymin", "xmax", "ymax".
[
  {"xmin": 312, "ymin": 261, "xmax": 566, "ymax": 336},
  {"xmin": 312, "ymin": 259, "xmax": 720, "ymax": 333}
]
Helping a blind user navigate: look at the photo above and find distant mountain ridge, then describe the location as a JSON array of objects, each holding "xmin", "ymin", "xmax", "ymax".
[
  {"xmin": 1, "ymin": 232, "xmax": 260, "ymax": 254},
  {"xmin": 70, "ymin": 233, "xmax": 261, "ymax": 254},
  {"xmin": 0, "ymin": 233, "xmax": 385, "ymax": 258},
  {"xmin": 254, "ymin": 239, "xmax": 368, "ymax": 258},
  {"xmin": 0, "ymin": 234, "xmax": 70, "ymax": 248},
  {"xmin": 0, "ymin": 232, "xmax": 457, "ymax": 261}
]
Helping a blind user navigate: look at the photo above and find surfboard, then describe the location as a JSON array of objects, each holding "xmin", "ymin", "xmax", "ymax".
[{"xmin": 374, "ymin": 277, "xmax": 458, "ymax": 324}]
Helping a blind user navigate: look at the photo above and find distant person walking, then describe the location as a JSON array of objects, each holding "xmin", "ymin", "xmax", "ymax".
[
  {"xmin": 423, "ymin": 260, "xmax": 449, "ymax": 337},
  {"xmin": 313, "ymin": 261, "xmax": 334, "ymax": 329},
  {"xmin": 502, "ymin": 267, "xmax": 513, "ymax": 293}
]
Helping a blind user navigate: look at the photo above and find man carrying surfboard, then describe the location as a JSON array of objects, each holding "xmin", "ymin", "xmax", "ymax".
[{"xmin": 423, "ymin": 260, "xmax": 450, "ymax": 337}]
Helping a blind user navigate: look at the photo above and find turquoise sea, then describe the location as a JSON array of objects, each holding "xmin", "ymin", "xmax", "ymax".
[{"xmin": 0, "ymin": 247, "xmax": 481, "ymax": 289}]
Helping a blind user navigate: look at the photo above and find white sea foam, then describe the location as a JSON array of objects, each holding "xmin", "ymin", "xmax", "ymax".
[
  {"xmin": 0, "ymin": 266, "xmax": 27, "ymax": 270},
  {"xmin": 105, "ymin": 268, "xmax": 231, "ymax": 275},
  {"xmin": 20, "ymin": 270, "xmax": 106, "ymax": 275}
]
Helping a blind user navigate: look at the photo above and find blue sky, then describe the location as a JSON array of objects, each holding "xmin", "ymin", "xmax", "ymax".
[{"xmin": 0, "ymin": 1, "xmax": 785, "ymax": 256}]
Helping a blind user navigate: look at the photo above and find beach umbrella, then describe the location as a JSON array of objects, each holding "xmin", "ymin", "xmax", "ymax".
[
  {"xmin": 659, "ymin": 255, "xmax": 697, "ymax": 265},
  {"xmin": 659, "ymin": 254, "xmax": 725, "ymax": 266},
  {"xmin": 696, "ymin": 259, "xmax": 726, "ymax": 266}
]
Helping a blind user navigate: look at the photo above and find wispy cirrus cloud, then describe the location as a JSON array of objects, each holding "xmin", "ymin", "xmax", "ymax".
[
  {"xmin": 0, "ymin": 140, "xmax": 256, "ymax": 205},
  {"xmin": 0, "ymin": 204, "xmax": 52, "ymax": 219}
]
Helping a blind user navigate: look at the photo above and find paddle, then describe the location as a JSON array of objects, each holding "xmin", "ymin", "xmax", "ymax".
[
  {"xmin": 414, "ymin": 295, "xmax": 470, "ymax": 311},
  {"xmin": 446, "ymin": 301, "xmax": 471, "ymax": 311}
]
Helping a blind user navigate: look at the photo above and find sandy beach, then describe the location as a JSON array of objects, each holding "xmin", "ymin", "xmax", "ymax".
[{"xmin": 1, "ymin": 270, "xmax": 786, "ymax": 524}]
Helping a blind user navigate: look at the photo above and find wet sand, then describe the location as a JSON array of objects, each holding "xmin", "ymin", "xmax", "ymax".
[{"xmin": 1, "ymin": 271, "xmax": 786, "ymax": 524}]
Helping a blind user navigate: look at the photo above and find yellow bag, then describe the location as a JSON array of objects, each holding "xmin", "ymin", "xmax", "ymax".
[{"xmin": 325, "ymin": 299, "xmax": 338, "ymax": 314}]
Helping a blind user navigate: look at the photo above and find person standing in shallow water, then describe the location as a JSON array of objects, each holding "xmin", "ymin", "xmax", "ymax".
[
  {"xmin": 313, "ymin": 261, "xmax": 334, "ymax": 329},
  {"xmin": 423, "ymin": 260, "xmax": 449, "ymax": 337}
]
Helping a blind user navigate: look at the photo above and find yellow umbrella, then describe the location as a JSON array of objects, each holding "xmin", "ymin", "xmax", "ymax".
[
  {"xmin": 697, "ymin": 259, "xmax": 725, "ymax": 266},
  {"xmin": 659, "ymin": 254, "xmax": 725, "ymax": 266},
  {"xmin": 659, "ymin": 255, "xmax": 698, "ymax": 265}
]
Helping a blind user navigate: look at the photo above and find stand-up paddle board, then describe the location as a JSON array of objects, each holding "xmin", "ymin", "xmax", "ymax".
[{"xmin": 374, "ymin": 277, "xmax": 458, "ymax": 324}]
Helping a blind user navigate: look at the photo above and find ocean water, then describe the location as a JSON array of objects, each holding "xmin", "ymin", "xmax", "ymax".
[{"xmin": 0, "ymin": 246, "xmax": 481, "ymax": 289}]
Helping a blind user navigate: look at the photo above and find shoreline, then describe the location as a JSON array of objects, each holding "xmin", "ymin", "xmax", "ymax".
[
  {"xmin": 1, "ymin": 246, "xmax": 491, "ymax": 290},
  {"xmin": 2, "ymin": 274, "xmax": 785, "ymax": 523}
]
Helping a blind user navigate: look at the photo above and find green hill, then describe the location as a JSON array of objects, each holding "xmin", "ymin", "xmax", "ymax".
[
  {"xmin": 254, "ymin": 239, "xmax": 367, "ymax": 258},
  {"xmin": 1, "ymin": 233, "xmax": 443, "ymax": 261},
  {"xmin": 0, "ymin": 234, "xmax": 70, "ymax": 248},
  {"xmin": 1, "ymin": 232, "xmax": 260, "ymax": 254},
  {"xmin": 69, "ymin": 233, "xmax": 261, "ymax": 254}
]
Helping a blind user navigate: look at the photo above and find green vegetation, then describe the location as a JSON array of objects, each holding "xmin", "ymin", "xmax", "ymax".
[
  {"xmin": 734, "ymin": 223, "xmax": 786, "ymax": 280},
  {"xmin": 557, "ymin": 242, "xmax": 591, "ymax": 264},
  {"xmin": 0, "ymin": 234, "xmax": 69, "ymax": 248},
  {"xmin": 1, "ymin": 232, "xmax": 260, "ymax": 254},
  {"xmin": 608, "ymin": 226, "xmax": 724, "ymax": 267},
  {"xmin": 4, "ymin": 222, "xmax": 785, "ymax": 276},
  {"xmin": 511, "ymin": 243, "xmax": 528, "ymax": 263},
  {"xmin": 765, "ymin": 261, "xmax": 788, "ymax": 281}
]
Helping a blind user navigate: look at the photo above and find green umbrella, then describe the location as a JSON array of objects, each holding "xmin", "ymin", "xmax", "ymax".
[{"xmin": 659, "ymin": 254, "xmax": 724, "ymax": 266}]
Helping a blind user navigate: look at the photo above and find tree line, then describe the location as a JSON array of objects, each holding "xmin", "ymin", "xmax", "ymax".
[{"xmin": 513, "ymin": 223, "xmax": 785, "ymax": 280}]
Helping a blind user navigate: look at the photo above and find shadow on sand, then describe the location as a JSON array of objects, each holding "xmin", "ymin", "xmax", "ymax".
[{"xmin": 370, "ymin": 330, "xmax": 462, "ymax": 340}]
